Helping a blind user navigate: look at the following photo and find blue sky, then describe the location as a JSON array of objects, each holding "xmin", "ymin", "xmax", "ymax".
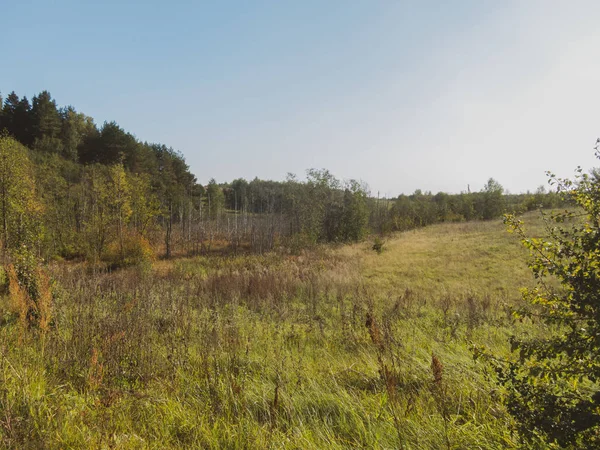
[{"xmin": 2, "ymin": 0, "xmax": 600, "ymax": 196}]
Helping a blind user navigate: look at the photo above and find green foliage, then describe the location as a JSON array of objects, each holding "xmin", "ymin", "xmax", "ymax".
[
  {"xmin": 380, "ymin": 180, "xmax": 561, "ymax": 236},
  {"xmin": 206, "ymin": 178, "xmax": 225, "ymax": 218},
  {"xmin": 59, "ymin": 106, "xmax": 96, "ymax": 161},
  {"xmin": 0, "ymin": 87, "xmax": 564, "ymax": 263},
  {"xmin": 0, "ymin": 136, "xmax": 41, "ymax": 251},
  {"xmin": 500, "ymin": 148, "xmax": 600, "ymax": 447},
  {"xmin": 1, "ymin": 92, "xmax": 33, "ymax": 146},
  {"xmin": 480, "ymin": 178, "xmax": 505, "ymax": 220},
  {"xmin": 31, "ymin": 90, "xmax": 61, "ymax": 145},
  {"xmin": 372, "ymin": 236, "xmax": 385, "ymax": 254},
  {"xmin": 33, "ymin": 153, "xmax": 82, "ymax": 259},
  {"xmin": 81, "ymin": 165, "xmax": 113, "ymax": 260},
  {"xmin": 286, "ymin": 170, "xmax": 370, "ymax": 243},
  {"xmin": 9, "ymin": 245, "xmax": 40, "ymax": 301},
  {"xmin": 128, "ymin": 172, "xmax": 161, "ymax": 236},
  {"xmin": 340, "ymin": 180, "xmax": 369, "ymax": 241},
  {"xmin": 7, "ymin": 244, "xmax": 52, "ymax": 331},
  {"xmin": 80, "ymin": 121, "xmax": 139, "ymax": 166}
]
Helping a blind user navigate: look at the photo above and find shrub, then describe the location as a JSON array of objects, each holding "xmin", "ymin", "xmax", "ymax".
[
  {"xmin": 102, "ymin": 232, "xmax": 155, "ymax": 269},
  {"xmin": 5, "ymin": 246, "xmax": 53, "ymax": 331},
  {"xmin": 499, "ymin": 147, "xmax": 600, "ymax": 447},
  {"xmin": 372, "ymin": 237, "xmax": 385, "ymax": 254}
]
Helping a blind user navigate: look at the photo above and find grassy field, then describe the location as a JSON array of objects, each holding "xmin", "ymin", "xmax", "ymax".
[{"xmin": 0, "ymin": 212, "xmax": 554, "ymax": 449}]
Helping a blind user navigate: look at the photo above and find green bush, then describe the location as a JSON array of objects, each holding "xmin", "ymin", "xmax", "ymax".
[
  {"xmin": 372, "ymin": 237, "xmax": 385, "ymax": 254},
  {"xmin": 499, "ymin": 149, "xmax": 600, "ymax": 448}
]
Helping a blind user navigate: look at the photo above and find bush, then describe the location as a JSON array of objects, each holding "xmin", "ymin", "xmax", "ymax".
[
  {"xmin": 5, "ymin": 246, "xmax": 53, "ymax": 331},
  {"xmin": 102, "ymin": 232, "xmax": 155, "ymax": 269},
  {"xmin": 498, "ymin": 147, "xmax": 600, "ymax": 447},
  {"xmin": 372, "ymin": 237, "xmax": 385, "ymax": 254}
]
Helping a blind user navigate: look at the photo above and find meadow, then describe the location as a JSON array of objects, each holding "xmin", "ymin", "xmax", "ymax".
[{"xmin": 0, "ymin": 212, "xmax": 552, "ymax": 449}]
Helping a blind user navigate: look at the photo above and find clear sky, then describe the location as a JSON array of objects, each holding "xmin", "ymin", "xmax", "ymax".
[{"xmin": 2, "ymin": 0, "xmax": 600, "ymax": 196}]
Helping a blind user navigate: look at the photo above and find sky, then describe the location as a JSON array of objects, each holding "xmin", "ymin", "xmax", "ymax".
[{"xmin": 2, "ymin": 0, "xmax": 600, "ymax": 197}]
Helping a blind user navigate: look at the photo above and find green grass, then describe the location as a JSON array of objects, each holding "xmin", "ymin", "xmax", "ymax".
[
  {"xmin": 344, "ymin": 213, "xmax": 548, "ymax": 298},
  {"xmin": 0, "ymin": 212, "xmax": 555, "ymax": 448}
]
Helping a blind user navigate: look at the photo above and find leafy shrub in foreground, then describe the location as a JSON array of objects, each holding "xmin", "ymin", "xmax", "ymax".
[{"xmin": 499, "ymin": 146, "xmax": 600, "ymax": 448}]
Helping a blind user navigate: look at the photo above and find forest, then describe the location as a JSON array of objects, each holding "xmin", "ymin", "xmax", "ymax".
[{"xmin": 2, "ymin": 90, "xmax": 597, "ymax": 449}]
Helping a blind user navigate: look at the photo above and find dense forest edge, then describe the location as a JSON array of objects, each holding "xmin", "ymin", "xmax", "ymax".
[{"xmin": 0, "ymin": 90, "xmax": 563, "ymax": 266}]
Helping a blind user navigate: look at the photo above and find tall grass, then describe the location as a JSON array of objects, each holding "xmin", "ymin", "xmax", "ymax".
[{"xmin": 0, "ymin": 213, "xmax": 550, "ymax": 448}]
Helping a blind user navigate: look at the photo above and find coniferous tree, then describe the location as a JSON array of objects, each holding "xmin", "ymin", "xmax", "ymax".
[
  {"xmin": 31, "ymin": 91, "xmax": 62, "ymax": 153},
  {"xmin": 2, "ymin": 92, "xmax": 33, "ymax": 146},
  {"xmin": 2, "ymin": 92, "xmax": 20, "ymax": 135}
]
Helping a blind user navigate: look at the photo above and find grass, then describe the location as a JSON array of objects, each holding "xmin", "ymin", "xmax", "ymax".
[
  {"xmin": 0, "ymin": 212, "xmax": 554, "ymax": 449},
  {"xmin": 344, "ymin": 215, "xmax": 546, "ymax": 297}
]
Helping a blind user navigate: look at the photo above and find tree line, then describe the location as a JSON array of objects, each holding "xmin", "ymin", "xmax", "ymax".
[
  {"xmin": 370, "ymin": 179, "xmax": 561, "ymax": 235},
  {"xmin": 0, "ymin": 89, "xmax": 561, "ymax": 266}
]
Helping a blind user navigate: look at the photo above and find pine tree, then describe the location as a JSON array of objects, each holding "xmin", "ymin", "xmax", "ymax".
[{"xmin": 31, "ymin": 91, "xmax": 62, "ymax": 144}]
